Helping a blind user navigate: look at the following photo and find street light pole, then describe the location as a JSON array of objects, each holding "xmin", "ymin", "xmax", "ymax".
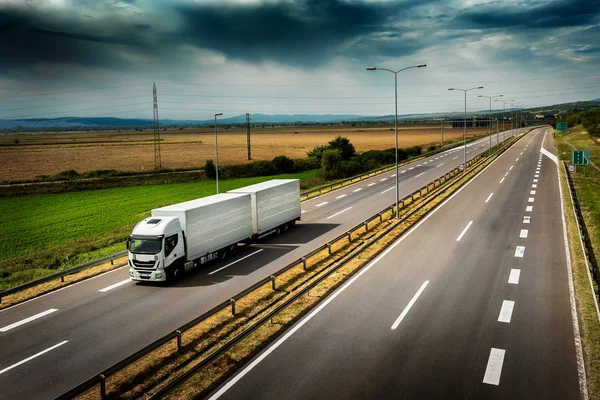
[
  {"xmin": 367, "ymin": 63, "xmax": 426, "ymax": 219},
  {"xmin": 495, "ymin": 99, "xmax": 513, "ymax": 144},
  {"xmin": 478, "ymin": 94, "xmax": 503, "ymax": 152},
  {"xmin": 214, "ymin": 112, "xmax": 223, "ymax": 194},
  {"xmin": 448, "ymin": 86, "xmax": 483, "ymax": 172}
]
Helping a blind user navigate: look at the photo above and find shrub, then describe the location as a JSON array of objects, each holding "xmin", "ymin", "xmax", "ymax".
[
  {"xmin": 321, "ymin": 149, "xmax": 343, "ymax": 179},
  {"xmin": 272, "ymin": 155, "xmax": 295, "ymax": 173},
  {"xmin": 56, "ymin": 170, "xmax": 80, "ymax": 180},
  {"xmin": 307, "ymin": 144, "xmax": 330, "ymax": 161},
  {"xmin": 328, "ymin": 136, "xmax": 356, "ymax": 160},
  {"xmin": 204, "ymin": 159, "xmax": 216, "ymax": 179},
  {"xmin": 293, "ymin": 157, "xmax": 320, "ymax": 172}
]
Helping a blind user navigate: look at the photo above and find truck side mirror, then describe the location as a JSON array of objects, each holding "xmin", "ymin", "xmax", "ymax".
[{"xmin": 126, "ymin": 237, "xmax": 131, "ymax": 250}]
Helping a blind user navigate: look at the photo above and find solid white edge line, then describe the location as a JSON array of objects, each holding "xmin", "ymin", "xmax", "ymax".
[
  {"xmin": 0, "ymin": 308, "xmax": 59, "ymax": 332},
  {"xmin": 456, "ymin": 221, "xmax": 473, "ymax": 242},
  {"xmin": 483, "ymin": 348, "xmax": 506, "ymax": 385},
  {"xmin": 0, "ymin": 340, "xmax": 69, "ymax": 375},
  {"xmin": 498, "ymin": 300, "xmax": 515, "ymax": 323},
  {"xmin": 207, "ymin": 249, "xmax": 264, "ymax": 276},
  {"xmin": 508, "ymin": 269, "xmax": 521, "ymax": 284},
  {"xmin": 556, "ymin": 142, "xmax": 590, "ymax": 399},
  {"xmin": 485, "ymin": 193, "xmax": 494, "ymax": 203},
  {"xmin": 208, "ymin": 132, "xmax": 529, "ymax": 400},
  {"xmin": 326, "ymin": 207, "xmax": 353, "ymax": 220},
  {"xmin": 98, "ymin": 279, "xmax": 130, "ymax": 293},
  {"xmin": 391, "ymin": 281, "xmax": 430, "ymax": 330}
]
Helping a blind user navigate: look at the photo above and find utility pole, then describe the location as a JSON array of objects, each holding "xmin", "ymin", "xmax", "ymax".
[
  {"xmin": 440, "ymin": 119, "xmax": 444, "ymax": 148},
  {"xmin": 246, "ymin": 113, "xmax": 252, "ymax": 160},
  {"xmin": 153, "ymin": 83, "xmax": 161, "ymax": 169}
]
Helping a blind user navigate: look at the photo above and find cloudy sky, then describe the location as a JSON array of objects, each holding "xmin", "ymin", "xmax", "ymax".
[{"xmin": 1, "ymin": 0, "xmax": 599, "ymax": 120}]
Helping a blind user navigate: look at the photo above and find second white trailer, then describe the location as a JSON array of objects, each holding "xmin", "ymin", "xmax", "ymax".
[{"xmin": 229, "ymin": 179, "xmax": 301, "ymax": 236}]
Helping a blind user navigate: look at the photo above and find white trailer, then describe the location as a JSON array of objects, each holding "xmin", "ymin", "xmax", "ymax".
[
  {"xmin": 228, "ymin": 179, "xmax": 301, "ymax": 236},
  {"xmin": 128, "ymin": 193, "xmax": 252, "ymax": 282}
]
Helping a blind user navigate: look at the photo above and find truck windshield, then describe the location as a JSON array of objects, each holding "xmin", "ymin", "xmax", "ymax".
[{"xmin": 128, "ymin": 237, "xmax": 162, "ymax": 254}]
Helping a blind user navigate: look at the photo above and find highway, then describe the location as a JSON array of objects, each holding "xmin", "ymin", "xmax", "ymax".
[
  {"xmin": 209, "ymin": 127, "xmax": 584, "ymax": 400},
  {"xmin": 0, "ymin": 128, "xmax": 524, "ymax": 399}
]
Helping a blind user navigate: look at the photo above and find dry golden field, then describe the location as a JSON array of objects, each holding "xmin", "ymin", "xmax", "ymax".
[{"xmin": 0, "ymin": 124, "xmax": 488, "ymax": 181}]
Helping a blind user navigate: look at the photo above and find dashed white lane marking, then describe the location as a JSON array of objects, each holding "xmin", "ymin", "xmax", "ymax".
[
  {"xmin": 301, "ymin": 210, "xmax": 306, "ymax": 214},
  {"xmin": 409, "ymin": 167, "xmax": 415, "ymax": 170},
  {"xmin": 415, "ymin": 172, "xmax": 426, "ymax": 178},
  {"xmin": 336, "ymin": 194, "xmax": 347, "ymax": 199},
  {"xmin": 504, "ymin": 172, "xmax": 509, "ymax": 177},
  {"xmin": 208, "ymin": 249, "xmax": 264, "ymax": 276},
  {"xmin": 452, "ymin": 156, "xmax": 459, "ymax": 160},
  {"xmin": 483, "ymin": 348, "xmax": 506, "ymax": 385},
  {"xmin": 0, "ymin": 340, "xmax": 69, "ymax": 375},
  {"xmin": 532, "ymin": 184, "xmax": 537, "ymax": 188},
  {"xmin": 417, "ymin": 164, "xmax": 422, "ymax": 167},
  {"xmin": 456, "ymin": 221, "xmax": 473, "ymax": 242},
  {"xmin": 530, "ymin": 190, "xmax": 536, "ymax": 195},
  {"xmin": 437, "ymin": 163, "xmax": 445, "ymax": 167},
  {"xmin": 498, "ymin": 300, "xmax": 515, "ymax": 323},
  {"xmin": 316, "ymin": 202, "xmax": 328, "ymax": 207},
  {"xmin": 516, "ymin": 158, "xmax": 519, "ymax": 161},
  {"xmin": 380, "ymin": 178, "xmax": 387, "ymax": 182},
  {"xmin": 520, "ymin": 229, "xmax": 529, "ymax": 238},
  {"xmin": 528, "ymin": 197, "xmax": 535, "ymax": 203},
  {"xmin": 499, "ymin": 177, "xmax": 505, "ymax": 184},
  {"xmin": 368, "ymin": 183, "xmax": 376, "ymax": 187},
  {"xmin": 390, "ymin": 174, "xmax": 396, "ymax": 177},
  {"xmin": 381, "ymin": 187, "xmax": 394, "ymax": 194},
  {"xmin": 514, "ymin": 246, "xmax": 525, "ymax": 257},
  {"xmin": 326, "ymin": 207, "xmax": 353, "ymax": 220},
  {"xmin": 526, "ymin": 206, "xmax": 533, "ymax": 212},
  {"xmin": 509, "ymin": 166, "xmax": 514, "ymax": 170},
  {"xmin": 508, "ymin": 269, "xmax": 521, "ymax": 284},
  {"xmin": 523, "ymin": 216, "xmax": 531, "ymax": 223},
  {"xmin": 400, "ymin": 171, "xmax": 407, "ymax": 174},
  {"xmin": 485, "ymin": 193, "xmax": 494, "ymax": 203},
  {"xmin": 353, "ymin": 188, "xmax": 363, "ymax": 192},
  {"xmin": 391, "ymin": 281, "xmax": 430, "ymax": 330},
  {"xmin": 0, "ymin": 309, "xmax": 59, "ymax": 332},
  {"xmin": 520, "ymin": 152, "xmax": 523, "ymax": 155},
  {"xmin": 98, "ymin": 279, "xmax": 130, "ymax": 293}
]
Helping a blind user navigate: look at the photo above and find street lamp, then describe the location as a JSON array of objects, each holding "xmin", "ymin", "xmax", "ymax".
[
  {"xmin": 214, "ymin": 112, "xmax": 223, "ymax": 194},
  {"xmin": 367, "ymin": 63, "xmax": 426, "ymax": 218},
  {"xmin": 448, "ymin": 86, "xmax": 483, "ymax": 172},
  {"xmin": 495, "ymin": 99, "xmax": 513, "ymax": 143},
  {"xmin": 478, "ymin": 94, "xmax": 503, "ymax": 152}
]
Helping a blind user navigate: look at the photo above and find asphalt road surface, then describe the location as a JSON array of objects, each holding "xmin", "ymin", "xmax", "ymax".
[
  {"xmin": 0, "ymin": 128, "xmax": 527, "ymax": 399},
  {"xmin": 208, "ymin": 127, "xmax": 584, "ymax": 400}
]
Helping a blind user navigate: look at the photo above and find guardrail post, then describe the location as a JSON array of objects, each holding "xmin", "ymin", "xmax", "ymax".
[
  {"xmin": 176, "ymin": 330, "xmax": 182, "ymax": 351},
  {"xmin": 364, "ymin": 221, "xmax": 368, "ymax": 232},
  {"xmin": 61, "ymin": 275, "xmax": 65, "ymax": 283},
  {"xmin": 379, "ymin": 213, "xmax": 383, "ymax": 222},
  {"xmin": 347, "ymin": 231, "xmax": 352, "ymax": 242},
  {"xmin": 111, "ymin": 258, "xmax": 114, "ymax": 266},
  {"xmin": 99, "ymin": 374, "xmax": 106, "ymax": 399},
  {"xmin": 327, "ymin": 243, "xmax": 332, "ymax": 254},
  {"xmin": 302, "ymin": 257, "xmax": 307, "ymax": 270},
  {"xmin": 230, "ymin": 299, "xmax": 236, "ymax": 316},
  {"xmin": 270, "ymin": 275, "xmax": 276, "ymax": 290}
]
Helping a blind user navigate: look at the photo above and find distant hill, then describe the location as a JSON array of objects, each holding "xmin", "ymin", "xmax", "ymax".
[{"xmin": 1, "ymin": 98, "xmax": 598, "ymax": 132}]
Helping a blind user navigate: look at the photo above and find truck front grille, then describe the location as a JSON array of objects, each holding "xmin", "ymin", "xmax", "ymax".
[{"xmin": 133, "ymin": 259, "xmax": 156, "ymax": 269}]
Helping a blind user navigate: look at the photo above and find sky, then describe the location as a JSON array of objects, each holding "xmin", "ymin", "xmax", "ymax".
[{"xmin": 0, "ymin": 0, "xmax": 599, "ymax": 120}]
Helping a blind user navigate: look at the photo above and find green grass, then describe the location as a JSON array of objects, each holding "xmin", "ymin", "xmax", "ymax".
[
  {"xmin": 555, "ymin": 125, "xmax": 600, "ymax": 398},
  {"xmin": 0, "ymin": 170, "xmax": 319, "ymax": 289}
]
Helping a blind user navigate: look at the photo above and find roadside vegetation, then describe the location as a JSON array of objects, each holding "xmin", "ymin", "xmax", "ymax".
[{"xmin": 554, "ymin": 112, "xmax": 600, "ymax": 398}]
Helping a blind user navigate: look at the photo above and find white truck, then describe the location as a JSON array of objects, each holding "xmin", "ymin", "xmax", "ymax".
[{"xmin": 127, "ymin": 179, "xmax": 301, "ymax": 282}]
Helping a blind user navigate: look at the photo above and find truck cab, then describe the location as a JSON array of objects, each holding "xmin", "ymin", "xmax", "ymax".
[{"xmin": 128, "ymin": 216, "xmax": 185, "ymax": 282}]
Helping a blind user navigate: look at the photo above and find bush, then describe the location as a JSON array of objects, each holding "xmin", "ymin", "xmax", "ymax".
[
  {"xmin": 328, "ymin": 136, "xmax": 356, "ymax": 160},
  {"xmin": 204, "ymin": 159, "xmax": 216, "ymax": 179},
  {"xmin": 293, "ymin": 157, "xmax": 320, "ymax": 172},
  {"xmin": 307, "ymin": 144, "xmax": 330, "ymax": 161},
  {"xmin": 321, "ymin": 149, "xmax": 343, "ymax": 179},
  {"xmin": 272, "ymin": 155, "xmax": 295, "ymax": 173},
  {"xmin": 55, "ymin": 170, "xmax": 80, "ymax": 180}
]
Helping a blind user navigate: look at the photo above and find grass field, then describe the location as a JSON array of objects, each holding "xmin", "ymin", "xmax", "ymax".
[
  {"xmin": 0, "ymin": 169, "xmax": 319, "ymax": 289},
  {"xmin": 555, "ymin": 125, "xmax": 600, "ymax": 398},
  {"xmin": 0, "ymin": 124, "xmax": 488, "ymax": 180}
]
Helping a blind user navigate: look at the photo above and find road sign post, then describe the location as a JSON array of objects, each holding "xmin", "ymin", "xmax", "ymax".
[{"xmin": 556, "ymin": 122, "xmax": 568, "ymax": 132}]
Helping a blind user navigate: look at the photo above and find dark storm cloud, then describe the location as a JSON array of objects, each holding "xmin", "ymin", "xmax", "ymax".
[
  {"xmin": 455, "ymin": 0, "xmax": 600, "ymax": 29},
  {"xmin": 172, "ymin": 0, "xmax": 430, "ymax": 67}
]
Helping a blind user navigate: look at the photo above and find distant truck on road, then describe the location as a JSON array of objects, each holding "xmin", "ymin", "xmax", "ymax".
[{"xmin": 127, "ymin": 179, "xmax": 301, "ymax": 282}]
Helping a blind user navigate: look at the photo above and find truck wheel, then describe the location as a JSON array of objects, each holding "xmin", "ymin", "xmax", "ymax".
[
  {"xmin": 229, "ymin": 244, "xmax": 237, "ymax": 255},
  {"xmin": 218, "ymin": 249, "xmax": 228, "ymax": 260},
  {"xmin": 172, "ymin": 267, "xmax": 184, "ymax": 281},
  {"xmin": 275, "ymin": 226, "xmax": 282, "ymax": 235}
]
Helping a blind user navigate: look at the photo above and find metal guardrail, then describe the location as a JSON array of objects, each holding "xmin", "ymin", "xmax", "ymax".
[
  {"xmin": 564, "ymin": 162, "xmax": 599, "ymax": 296},
  {"xmin": 56, "ymin": 139, "xmax": 518, "ymax": 399},
  {"xmin": 0, "ymin": 250, "xmax": 128, "ymax": 303}
]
